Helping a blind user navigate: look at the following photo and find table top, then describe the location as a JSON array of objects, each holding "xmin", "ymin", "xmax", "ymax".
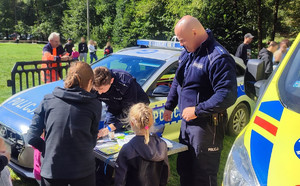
[{"xmin": 94, "ymin": 137, "xmax": 188, "ymax": 168}]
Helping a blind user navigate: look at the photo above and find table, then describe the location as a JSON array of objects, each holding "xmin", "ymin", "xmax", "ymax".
[{"xmin": 94, "ymin": 138, "xmax": 188, "ymax": 168}]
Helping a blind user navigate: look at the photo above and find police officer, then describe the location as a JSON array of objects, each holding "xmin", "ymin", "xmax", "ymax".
[
  {"xmin": 163, "ymin": 15, "xmax": 237, "ymax": 186},
  {"xmin": 93, "ymin": 66, "xmax": 150, "ymax": 186},
  {"xmin": 93, "ymin": 66, "xmax": 150, "ymax": 136}
]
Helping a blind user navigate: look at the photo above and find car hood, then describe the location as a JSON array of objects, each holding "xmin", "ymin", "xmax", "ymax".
[{"xmin": 0, "ymin": 81, "xmax": 63, "ymax": 134}]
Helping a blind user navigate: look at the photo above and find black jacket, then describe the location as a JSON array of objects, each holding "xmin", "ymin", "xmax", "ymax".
[
  {"xmin": 97, "ymin": 70, "xmax": 150, "ymax": 130},
  {"xmin": 0, "ymin": 155, "xmax": 8, "ymax": 172},
  {"xmin": 115, "ymin": 134, "xmax": 169, "ymax": 186},
  {"xmin": 258, "ymin": 48, "xmax": 273, "ymax": 79},
  {"xmin": 26, "ymin": 86, "xmax": 102, "ymax": 179},
  {"xmin": 235, "ymin": 43, "xmax": 251, "ymax": 65},
  {"xmin": 78, "ymin": 42, "xmax": 88, "ymax": 53},
  {"xmin": 64, "ymin": 42, "xmax": 74, "ymax": 55}
]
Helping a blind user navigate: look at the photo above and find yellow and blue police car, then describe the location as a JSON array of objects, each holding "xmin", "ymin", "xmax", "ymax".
[
  {"xmin": 223, "ymin": 33, "xmax": 300, "ymax": 186},
  {"xmin": 0, "ymin": 39, "xmax": 254, "ymax": 178}
]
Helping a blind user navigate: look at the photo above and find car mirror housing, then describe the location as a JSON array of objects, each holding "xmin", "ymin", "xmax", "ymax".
[
  {"xmin": 150, "ymin": 85, "xmax": 170, "ymax": 97},
  {"xmin": 244, "ymin": 59, "xmax": 266, "ymax": 100}
]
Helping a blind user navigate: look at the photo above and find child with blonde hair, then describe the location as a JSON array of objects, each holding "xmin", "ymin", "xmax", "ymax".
[{"xmin": 115, "ymin": 103, "xmax": 169, "ymax": 186}]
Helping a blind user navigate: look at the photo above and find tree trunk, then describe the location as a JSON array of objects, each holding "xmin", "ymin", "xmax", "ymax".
[
  {"xmin": 271, "ymin": 0, "xmax": 280, "ymax": 41},
  {"xmin": 257, "ymin": 0, "xmax": 263, "ymax": 51}
]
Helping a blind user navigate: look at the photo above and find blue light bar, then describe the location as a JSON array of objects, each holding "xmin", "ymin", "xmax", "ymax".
[{"xmin": 137, "ymin": 39, "xmax": 183, "ymax": 49}]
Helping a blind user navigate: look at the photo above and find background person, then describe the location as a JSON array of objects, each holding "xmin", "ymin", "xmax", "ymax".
[
  {"xmin": 273, "ymin": 38, "xmax": 290, "ymax": 64},
  {"xmin": 163, "ymin": 15, "xmax": 237, "ymax": 186},
  {"xmin": 42, "ymin": 32, "xmax": 71, "ymax": 83},
  {"xmin": 88, "ymin": 40, "xmax": 98, "ymax": 64},
  {"xmin": 79, "ymin": 37, "xmax": 88, "ymax": 62},
  {"xmin": 235, "ymin": 33, "xmax": 254, "ymax": 65},
  {"xmin": 0, "ymin": 138, "xmax": 12, "ymax": 186},
  {"xmin": 104, "ymin": 42, "xmax": 113, "ymax": 57},
  {"xmin": 258, "ymin": 41, "xmax": 278, "ymax": 79},
  {"xmin": 115, "ymin": 103, "xmax": 169, "ymax": 186},
  {"xmin": 71, "ymin": 47, "xmax": 79, "ymax": 60},
  {"xmin": 26, "ymin": 62, "xmax": 102, "ymax": 186},
  {"xmin": 64, "ymin": 38, "xmax": 74, "ymax": 56}
]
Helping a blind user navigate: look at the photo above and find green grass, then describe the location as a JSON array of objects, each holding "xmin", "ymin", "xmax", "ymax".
[{"xmin": 0, "ymin": 43, "xmax": 235, "ymax": 186}]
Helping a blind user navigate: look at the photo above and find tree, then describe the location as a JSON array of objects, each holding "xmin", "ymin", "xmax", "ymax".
[{"xmin": 271, "ymin": 0, "xmax": 280, "ymax": 41}]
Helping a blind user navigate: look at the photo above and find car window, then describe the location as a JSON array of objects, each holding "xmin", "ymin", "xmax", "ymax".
[
  {"xmin": 236, "ymin": 64, "xmax": 245, "ymax": 77},
  {"xmin": 278, "ymin": 42, "xmax": 300, "ymax": 113},
  {"xmin": 156, "ymin": 64, "xmax": 178, "ymax": 88},
  {"xmin": 92, "ymin": 54, "xmax": 165, "ymax": 86}
]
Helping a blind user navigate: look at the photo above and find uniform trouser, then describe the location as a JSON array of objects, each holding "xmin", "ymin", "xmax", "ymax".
[
  {"xmin": 177, "ymin": 116, "xmax": 225, "ymax": 186},
  {"xmin": 79, "ymin": 53, "xmax": 87, "ymax": 62},
  {"xmin": 41, "ymin": 173, "xmax": 95, "ymax": 186},
  {"xmin": 177, "ymin": 147, "xmax": 221, "ymax": 186}
]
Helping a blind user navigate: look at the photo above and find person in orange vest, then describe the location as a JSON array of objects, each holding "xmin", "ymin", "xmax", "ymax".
[{"xmin": 42, "ymin": 32, "xmax": 72, "ymax": 83}]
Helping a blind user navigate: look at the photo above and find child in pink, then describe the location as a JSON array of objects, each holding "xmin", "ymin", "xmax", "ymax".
[
  {"xmin": 71, "ymin": 47, "xmax": 80, "ymax": 60},
  {"xmin": 33, "ymin": 134, "xmax": 44, "ymax": 185}
]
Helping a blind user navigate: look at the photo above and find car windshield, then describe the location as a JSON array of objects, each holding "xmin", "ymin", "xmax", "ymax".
[
  {"xmin": 278, "ymin": 42, "xmax": 300, "ymax": 113},
  {"xmin": 92, "ymin": 54, "xmax": 165, "ymax": 86}
]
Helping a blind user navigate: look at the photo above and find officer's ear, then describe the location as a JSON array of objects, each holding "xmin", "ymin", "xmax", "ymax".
[
  {"xmin": 192, "ymin": 29, "xmax": 197, "ymax": 36},
  {"xmin": 110, "ymin": 78, "xmax": 114, "ymax": 84}
]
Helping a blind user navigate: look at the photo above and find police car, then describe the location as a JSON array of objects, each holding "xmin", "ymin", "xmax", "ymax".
[
  {"xmin": 0, "ymin": 39, "xmax": 254, "ymax": 178},
  {"xmin": 223, "ymin": 33, "xmax": 300, "ymax": 185}
]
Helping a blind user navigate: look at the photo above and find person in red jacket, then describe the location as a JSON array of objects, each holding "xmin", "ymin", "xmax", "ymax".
[{"xmin": 42, "ymin": 32, "xmax": 72, "ymax": 83}]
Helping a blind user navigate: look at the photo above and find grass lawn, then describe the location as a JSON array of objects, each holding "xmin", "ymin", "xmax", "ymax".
[{"xmin": 0, "ymin": 43, "xmax": 236, "ymax": 186}]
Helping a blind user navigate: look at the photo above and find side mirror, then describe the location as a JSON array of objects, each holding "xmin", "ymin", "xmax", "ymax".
[
  {"xmin": 244, "ymin": 59, "xmax": 266, "ymax": 100},
  {"xmin": 150, "ymin": 85, "xmax": 170, "ymax": 97}
]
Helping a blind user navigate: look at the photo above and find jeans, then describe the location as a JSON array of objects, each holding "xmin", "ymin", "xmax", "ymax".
[
  {"xmin": 90, "ymin": 52, "xmax": 98, "ymax": 64},
  {"xmin": 79, "ymin": 53, "xmax": 87, "ymax": 62}
]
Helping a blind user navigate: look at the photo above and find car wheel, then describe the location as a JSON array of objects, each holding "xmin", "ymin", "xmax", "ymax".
[{"xmin": 228, "ymin": 102, "xmax": 250, "ymax": 136}]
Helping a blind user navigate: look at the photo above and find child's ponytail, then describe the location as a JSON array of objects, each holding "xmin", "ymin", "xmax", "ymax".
[{"xmin": 129, "ymin": 103, "xmax": 154, "ymax": 145}]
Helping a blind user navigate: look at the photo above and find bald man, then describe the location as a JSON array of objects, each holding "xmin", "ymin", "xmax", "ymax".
[{"xmin": 163, "ymin": 16, "xmax": 237, "ymax": 186}]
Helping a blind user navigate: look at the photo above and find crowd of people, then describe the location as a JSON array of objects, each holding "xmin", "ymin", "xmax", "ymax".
[
  {"xmin": 235, "ymin": 33, "xmax": 290, "ymax": 79},
  {"xmin": 0, "ymin": 14, "xmax": 292, "ymax": 186}
]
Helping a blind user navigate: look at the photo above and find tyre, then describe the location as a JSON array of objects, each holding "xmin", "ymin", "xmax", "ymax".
[{"xmin": 228, "ymin": 102, "xmax": 250, "ymax": 136}]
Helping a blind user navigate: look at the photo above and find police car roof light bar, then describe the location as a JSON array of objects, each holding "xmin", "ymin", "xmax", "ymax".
[{"xmin": 137, "ymin": 39, "xmax": 183, "ymax": 50}]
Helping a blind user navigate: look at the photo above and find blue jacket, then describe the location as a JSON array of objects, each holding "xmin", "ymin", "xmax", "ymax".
[
  {"xmin": 97, "ymin": 70, "xmax": 150, "ymax": 130},
  {"xmin": 165, "ymin": 30, "xmax": 237, "ymax": 121}
]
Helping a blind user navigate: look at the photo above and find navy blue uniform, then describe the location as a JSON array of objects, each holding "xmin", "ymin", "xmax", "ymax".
[
  {"xmin": 165, "ymin": 30, "xmax": 237, "ymax": 186},
  {"xmin": 97, "ymin": 69, "xmax": 150, "ymax": 131}
]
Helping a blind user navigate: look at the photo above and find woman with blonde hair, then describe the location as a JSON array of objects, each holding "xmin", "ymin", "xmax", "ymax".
[
  {"xmin": 104, "ymin": 42, "xmax": 113, "ymax": 57},
  {"xmin": 88, "ymin": 40, "xmax": 98, "ymax": 64},
  {"xmin": 115, "ymin": 103, "xmax": 169, "ymax": 186},
  {"xmin": 26, "ymin": 61, "xmax": 102, "ymax": 186}
]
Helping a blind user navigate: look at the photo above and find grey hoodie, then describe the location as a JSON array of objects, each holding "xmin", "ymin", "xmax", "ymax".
[
  {"xmin": 26, "ymin": 86, "xmax": 102, "ymax": 179},
  {"xmin": 115, "ymin": 134, "xmax": 170, "ymax": 186}
]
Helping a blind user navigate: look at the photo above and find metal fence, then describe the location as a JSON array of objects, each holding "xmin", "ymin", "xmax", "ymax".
[{"xmin": 7, "ymin": 61, "xmax": 73, "ymax": 95}]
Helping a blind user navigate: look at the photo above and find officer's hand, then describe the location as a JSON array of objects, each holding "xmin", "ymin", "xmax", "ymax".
[
  {"xmin": 182, "ymin": 107, "xmax": 197, "ymax": 121},
  {"xmin": 97, "ymin": 124, "xmax": 116, "ymax": 139},
  {"xmin": 163, "ymin": 109, "xmax": 172, "ymax": 122}
]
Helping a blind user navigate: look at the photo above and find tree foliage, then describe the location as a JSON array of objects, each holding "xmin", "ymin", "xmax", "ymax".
[{"xmin": 0, "ymin": 0, "xmax": 298, "ymax": 51}]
